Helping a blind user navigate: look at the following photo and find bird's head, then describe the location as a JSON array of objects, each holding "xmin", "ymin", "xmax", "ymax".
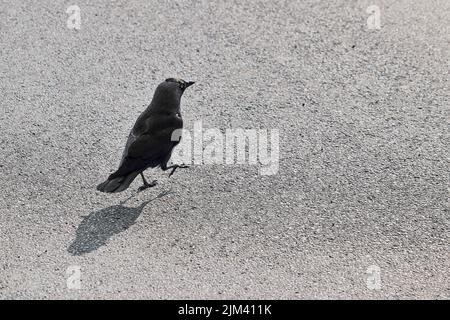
[
  {"xmin": 164, "ymin": 78, "xmax": 195, "ymax": 93},
  {"xmin": 151, "ymin": 78, "xmax": 195, "ymax": 112}
]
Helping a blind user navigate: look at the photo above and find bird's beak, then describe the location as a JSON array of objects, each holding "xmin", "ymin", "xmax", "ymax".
[{"xmin": 186, "ymin": 81, "xmax": 195, "ymax": 88}]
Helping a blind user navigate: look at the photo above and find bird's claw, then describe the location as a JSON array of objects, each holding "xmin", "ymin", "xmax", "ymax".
[
  {"xmin": 137, "ymin": 180, "xmax": 158, "ymax": 192},
  {"xmin": 168, "ymin": 164, "xmax": 190, "ymax": 177}
]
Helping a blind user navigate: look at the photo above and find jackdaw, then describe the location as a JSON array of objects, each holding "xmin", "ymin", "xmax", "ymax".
[{"xmin": 97, "ymin": 78, "xmax": 194, "ymax": 193}]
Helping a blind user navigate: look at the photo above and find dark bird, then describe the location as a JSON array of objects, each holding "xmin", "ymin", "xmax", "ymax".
[{"xmin": 97, "ymin": 78, "xmax": 194, "ymax": 193}]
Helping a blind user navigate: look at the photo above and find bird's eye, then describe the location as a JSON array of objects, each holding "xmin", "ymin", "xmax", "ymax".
[{"xmin": 180, "ymin": 83, "xmax": 185, "ymax": 90}]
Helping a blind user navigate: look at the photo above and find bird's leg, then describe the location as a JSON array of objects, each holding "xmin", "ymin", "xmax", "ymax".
[
  {"xmin": 140, "ymin": 172, "xmax": 149, "ymax": 185},
  {"xmin": 138, "ymin": 172, "xmax": 157, "ymax": 192},
  {"xmin": 161, "ymin": 164, "xmax": 190, "ymax": 177}
]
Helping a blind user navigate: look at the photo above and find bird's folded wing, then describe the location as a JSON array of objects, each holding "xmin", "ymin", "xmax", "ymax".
[{"xmin": 111, "ymin": 129, "xmax": 179, "ymax": 178}]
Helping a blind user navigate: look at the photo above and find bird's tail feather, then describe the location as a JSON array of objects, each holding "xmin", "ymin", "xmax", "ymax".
[{"xmin": 96, "ymin": 171, "xmax": 140, "ymax": 193}]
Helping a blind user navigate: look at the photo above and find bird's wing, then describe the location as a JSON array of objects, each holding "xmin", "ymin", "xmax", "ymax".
[
  {"xmin": 118, "ymin": 130, "xmax": 138, "ymax": 166},
  {"xmin": 110, "ymin": 114, "xmax": 183, "ymax": 179},
  {"xmin": 118, "ymin": 110, "xmax": 152, "ymax": 166}
]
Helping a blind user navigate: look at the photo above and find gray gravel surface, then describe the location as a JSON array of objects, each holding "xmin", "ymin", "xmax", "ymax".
[{"xmin": 0, "ymin": 0, "xmax": 449, "ymax": 299}]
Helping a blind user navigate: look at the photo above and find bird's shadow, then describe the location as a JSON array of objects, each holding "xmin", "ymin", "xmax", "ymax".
[{"xmin": 68, "ymin": 189, "xmax": 172, "ymax": 256}]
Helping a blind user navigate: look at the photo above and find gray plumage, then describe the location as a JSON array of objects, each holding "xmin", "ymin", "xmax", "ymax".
[{"xmin": 97, "ymin": 78, "xmax": 194, "ymax": 193}]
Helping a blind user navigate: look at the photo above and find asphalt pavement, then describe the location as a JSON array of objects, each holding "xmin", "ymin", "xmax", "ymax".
[{"xmin": 0, "ymin": 0, "xmax": 449, "ymax": 299}]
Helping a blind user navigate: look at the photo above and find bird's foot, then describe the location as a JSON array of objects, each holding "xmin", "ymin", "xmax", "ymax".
[
  {"xmin": 168, "ymin": 164, "xmax": 190, "ymax": 177},
  {"xmin": 137, "ymin": 180, "xmax": 158, "ymax": 192}
]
